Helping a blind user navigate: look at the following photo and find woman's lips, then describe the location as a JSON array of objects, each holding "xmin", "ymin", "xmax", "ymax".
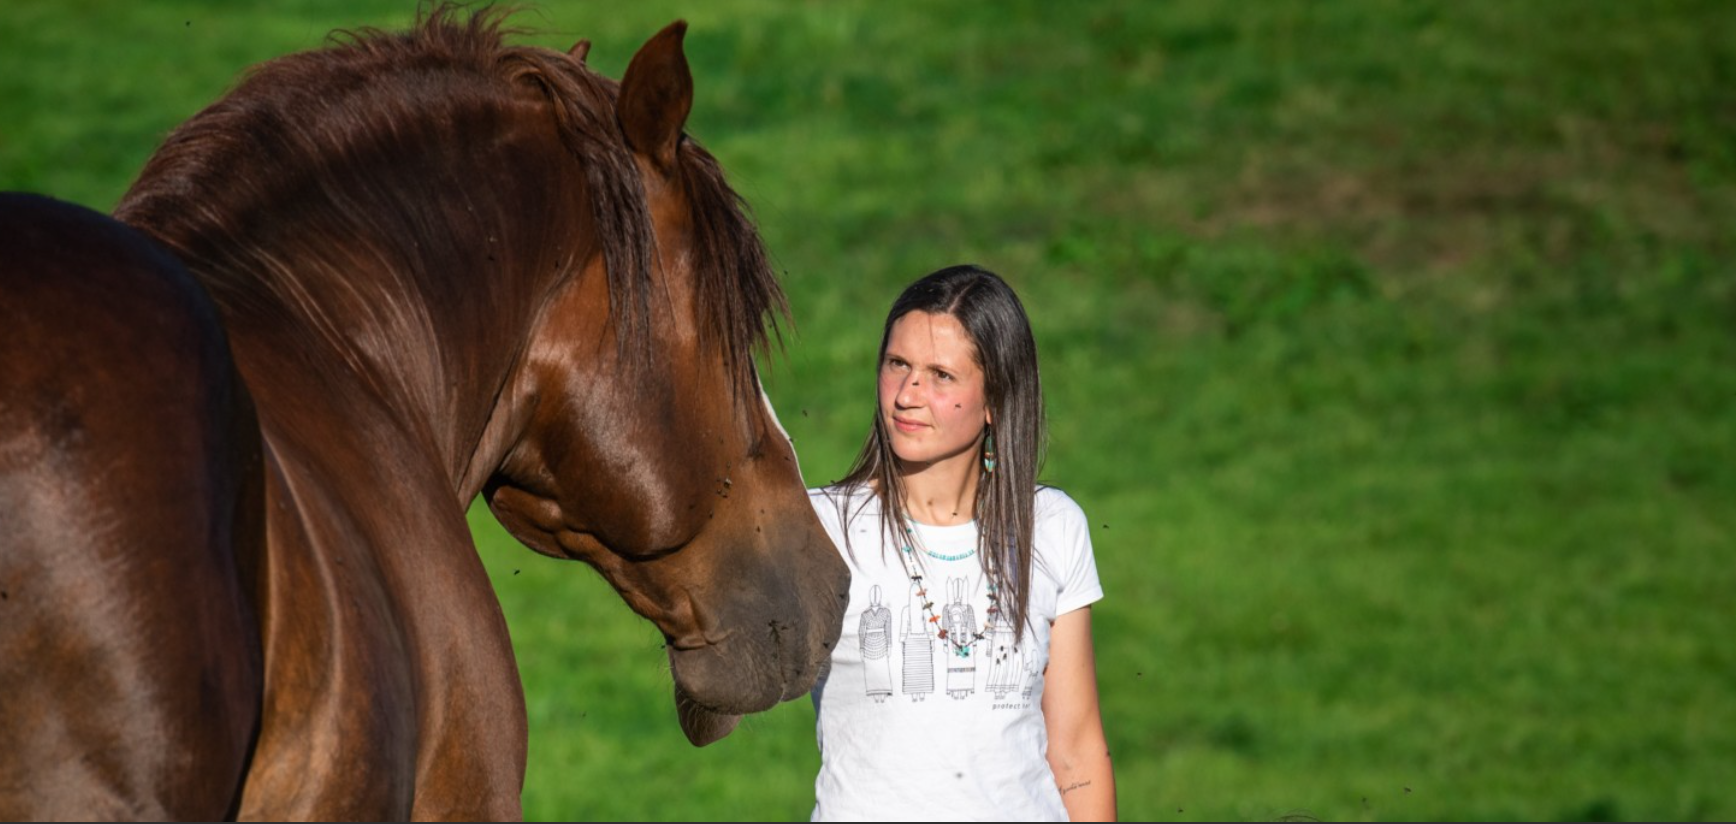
[{"xmin": 892, "ymin": 416, "xmax": 925, "ymax": 433}]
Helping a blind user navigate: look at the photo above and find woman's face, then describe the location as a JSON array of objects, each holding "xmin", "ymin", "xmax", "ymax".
[{"xmin": 879, "ymin": 310, "xmax": 991, "ymax": 470}]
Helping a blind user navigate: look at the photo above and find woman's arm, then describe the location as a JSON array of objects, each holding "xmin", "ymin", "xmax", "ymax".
[{"xmin": 1043, "ymin": 606, "xmax": 1117, "ymax": 821}]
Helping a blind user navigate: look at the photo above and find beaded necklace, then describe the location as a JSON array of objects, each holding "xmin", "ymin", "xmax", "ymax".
[{"xmin": 898, "ymin": 527, "xmax": 1001, "ymax": 659}]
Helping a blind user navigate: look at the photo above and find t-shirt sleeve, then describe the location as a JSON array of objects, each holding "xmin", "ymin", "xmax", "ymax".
[{"xmin": 1039, "ymin": 488, "xmax": 1104, "ymax": 616}]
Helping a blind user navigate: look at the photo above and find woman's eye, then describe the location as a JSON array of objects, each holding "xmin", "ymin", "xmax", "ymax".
[{"xmin": 935, "ymin": 371, "xmax": 953, "ymax": 382}]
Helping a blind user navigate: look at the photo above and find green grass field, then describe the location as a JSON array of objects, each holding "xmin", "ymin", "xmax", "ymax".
[{"xmin": 5, "ymin": 1, "xmax": 1734, "ymax": 820}]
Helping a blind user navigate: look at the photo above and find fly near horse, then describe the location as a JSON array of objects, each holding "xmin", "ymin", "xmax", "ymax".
[{"xmin": 0, "ymin": 8, "xmax": 847, "ymax": 819}]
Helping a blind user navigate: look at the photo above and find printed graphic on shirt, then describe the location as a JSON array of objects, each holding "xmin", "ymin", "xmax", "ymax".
[
  {"xmin": 1023, "ymin": 653, "xmax": 1038, "ymax": 701},
  {"xmin": 867, "ymin": 566, "xmax": 1034, "ymax": 709},
  {"xmin": 829, "ymin": 507, "xmax": 1076, "ymax": 712},
  {"xmin": 858, "ymin": 585, "xmax": 894, "ymax": 702},
  {"xmin": 942, "ymin": 577, "xmax": 978, "ymax": 699},
  {"xmin": 984, "ymin": 615, "xmax": 1028, "ymax": 700},
  {"xmin": 899, "ymin": 579, "xmax": 936, "ymax": 700}
]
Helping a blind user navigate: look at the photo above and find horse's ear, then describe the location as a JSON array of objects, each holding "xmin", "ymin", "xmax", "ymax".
[
  {"xmin": 568, "ymin": 38, "xmax": 591, "ymax": 63},
  {"xmin": 618, "ymin": 20, "xmax": 691, "ymax": 173}
]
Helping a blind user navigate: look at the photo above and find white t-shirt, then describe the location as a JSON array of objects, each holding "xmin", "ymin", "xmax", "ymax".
[{"xmin": 807, "ymin": 485, "xmax": 1104, "ymax": 822}]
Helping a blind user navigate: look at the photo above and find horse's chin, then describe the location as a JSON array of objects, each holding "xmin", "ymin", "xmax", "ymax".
[
  {"xmin": 673, "ymin": 683, "xmax": 742, "ymax": 747},
  {"xmin": 667, "ymin": 639, "xmax": 795, "ymax": 746}
]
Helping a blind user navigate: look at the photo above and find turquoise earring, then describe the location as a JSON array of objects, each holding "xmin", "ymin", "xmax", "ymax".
[{"xmin": 982, "ymin": 429, "xmax": 996, "ymax": 474}]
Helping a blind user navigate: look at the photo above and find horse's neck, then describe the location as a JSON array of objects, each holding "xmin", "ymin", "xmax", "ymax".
[
  {"xmin": 242, "ymin": 407, "xmax": 526, "ymax": 818},
  {"xmin": 116, "ymin": 91, "xmax": 588, "ymax": 490},
  {"xmin": 132, "ymin": 187, "xmax": 578, "ymax": 498},
  {"xmin": 211, "ymin": 284, "xmax": 455, "ymax": 488}
]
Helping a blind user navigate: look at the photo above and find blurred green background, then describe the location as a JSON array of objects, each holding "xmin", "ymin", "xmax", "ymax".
[{"xmin": 5, "ymin": 1, "xmax": 1734, "ymax": 820}]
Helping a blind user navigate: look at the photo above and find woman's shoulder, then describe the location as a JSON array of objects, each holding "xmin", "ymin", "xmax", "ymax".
[
  {"xmin": 1033, "ymin": 484, "xmax": 1088, "ymax": 526},
  {"xmin": 807, "ymin": 483, "xmax": 873, "ymax": 506},
  {"xmin": 807, "ymin": 483, "xmax": 877, "ymax": 525}
]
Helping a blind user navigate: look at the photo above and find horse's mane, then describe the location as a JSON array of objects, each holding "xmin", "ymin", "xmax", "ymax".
[{"xmin": 116, "ymin": 4, "xmax": 783, "ymax": 393}]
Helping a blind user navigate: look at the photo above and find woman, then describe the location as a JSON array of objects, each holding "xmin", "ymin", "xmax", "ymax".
[{"xmin": 809, "ymin": 265, "xmax": 1116, "ymax": 821}]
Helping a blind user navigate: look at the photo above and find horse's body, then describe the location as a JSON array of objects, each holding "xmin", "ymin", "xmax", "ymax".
[
  {"xmin": 0, "ymin": 195, "xmax": 263, "ymax": 819},
  {"xmin": 0, "ymin": 10, "xmax": 847, "ymax": 819}
]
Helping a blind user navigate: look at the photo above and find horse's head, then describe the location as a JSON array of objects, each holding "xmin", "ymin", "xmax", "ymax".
[{"xmin": 481, "ymin": 23, "xmax": 847, "ymax": 745}]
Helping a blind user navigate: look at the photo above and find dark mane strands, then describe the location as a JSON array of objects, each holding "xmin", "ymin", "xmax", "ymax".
[
  {"xmin": 677, "ymin": 139, "xmax": 789, "ymax": 398},
  {"xmin": 116, "ymin": 4, "xmax": 786, "ymax": 398}
]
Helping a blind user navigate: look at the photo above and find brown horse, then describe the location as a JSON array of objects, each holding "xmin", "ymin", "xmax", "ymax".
[{"xmin": 0, "ymin": 8, "xmax": 846, "ymax": 820}]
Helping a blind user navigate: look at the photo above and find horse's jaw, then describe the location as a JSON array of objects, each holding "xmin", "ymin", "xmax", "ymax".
[
  {"xmin": 662, "ymin": 628, "xmax": 789, "ymax": 747},
  {"xmin": 673, "ymin": 683, "xmax": 741, "ymax": 747}
]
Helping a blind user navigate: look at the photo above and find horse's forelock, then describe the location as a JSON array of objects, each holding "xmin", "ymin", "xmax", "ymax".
[
  {"xmin": 482, "ymin": 15, "xmax": 787, "ymax": 398},
  {"xmin": 678, "ymin": 141, "xmax": 791, "ymax": 400},
  {"xmin": 497, "ymin": 45, "xmax": 657, "ymax": 369}
]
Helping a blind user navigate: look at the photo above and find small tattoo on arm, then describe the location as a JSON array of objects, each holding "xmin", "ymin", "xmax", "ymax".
[{"xmin": 1060, "ymin": 781, "xmax": 1093, "ymax": 795}]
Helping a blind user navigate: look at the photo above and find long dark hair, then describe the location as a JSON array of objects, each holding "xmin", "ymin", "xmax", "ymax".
[{"xmin": 836, "ymin": 264, "xmax": 1046, "ymax": 641}]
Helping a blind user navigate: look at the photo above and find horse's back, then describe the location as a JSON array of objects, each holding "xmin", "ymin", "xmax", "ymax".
[{"xmin": 0, "ymin": 193, "xmax": 262, "ymax": 819}]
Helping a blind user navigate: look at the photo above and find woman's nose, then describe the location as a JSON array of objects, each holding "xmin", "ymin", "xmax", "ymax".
[{"xmin": 896, "ymin": 376, "xmax": 923, "ymax": 407}]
